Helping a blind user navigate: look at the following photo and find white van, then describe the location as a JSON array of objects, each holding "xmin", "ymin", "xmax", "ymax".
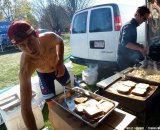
[{"xmin": 70, "ymin": 2, "xmax": 147, "ymax": 68}]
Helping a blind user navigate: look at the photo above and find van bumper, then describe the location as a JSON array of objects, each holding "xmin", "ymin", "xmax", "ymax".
[{"xmin": 70, "ymin": 56, "xmax": 117, "ymax": 68}]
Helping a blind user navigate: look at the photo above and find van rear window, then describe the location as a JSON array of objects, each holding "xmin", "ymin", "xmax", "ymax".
[
  {"xmin": 90, "ymin": 8, "xmax": 112, "ymax": 32},
  {"xmin": 72, "ymin": 11, "xmax": 88, "ymax": 34}
]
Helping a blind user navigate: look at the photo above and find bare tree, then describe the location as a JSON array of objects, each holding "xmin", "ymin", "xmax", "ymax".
[
  {"xmin": 31, "ymin": 0, "xmax": 47, "ymax": 23},
  {"xmin": 0, "ymin": 0, "xmax": 13, "ymax": 21},
  {"xmin": 64, "ymin": 0, "xmax": 92, "ymax": 19},
  {"xmin": 0, "ymin": 11, "xmax": 4, "ymax": 20},
  {"xmin": 32, "ymin": 0, "xmax": 92, "ymax": 31},
  {"xmin": 0, "ymin": 0, "xmax": 37, "ymax": 27},
  {"xmin": 32, "ymin": 0, "xmax": 70, "ymax": 31},
  {"xmin": 40, "ymin": 3, "xmax": 70, "ymax": 31}
]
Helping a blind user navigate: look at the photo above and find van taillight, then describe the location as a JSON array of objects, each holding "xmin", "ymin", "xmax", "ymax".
[
  {"xmin": 114, "ymin": 16, "xmax": 122, "ymax": 31},
  {"xmin": 70, "ymin": 23, "xmax": 72, "ymax": 33}
]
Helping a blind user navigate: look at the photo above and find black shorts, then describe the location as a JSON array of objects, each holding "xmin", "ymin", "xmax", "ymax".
[{"xmin": 37, "ymin": 66, "xmax": 71, "ymax": 100}]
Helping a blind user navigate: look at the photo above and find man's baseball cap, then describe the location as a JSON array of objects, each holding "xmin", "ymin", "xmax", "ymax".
[{"xmin": 8, "ymin": 20, "xmax": 35, "ymax": 44}]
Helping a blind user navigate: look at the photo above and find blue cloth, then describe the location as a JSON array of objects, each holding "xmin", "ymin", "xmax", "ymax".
[
  {"xmin": 117, "ymin": 18, "xmax": 144, "ymax": 71},
  {"xmin": 0, "ymin": 86, "xmax": 12, "ymax": 94}
]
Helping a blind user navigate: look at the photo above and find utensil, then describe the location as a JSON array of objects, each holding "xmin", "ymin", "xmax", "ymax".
[
  {"xmin": 63, "ymin": 88, "xmax": 75, "ymax": 111},
  {"xmin": 140, "ymin": 56, "xmax": 153, "ymax": 68}
]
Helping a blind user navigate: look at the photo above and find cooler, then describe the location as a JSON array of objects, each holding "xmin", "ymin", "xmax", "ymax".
[{"xmin": 0, "ymin": 94, "xmax": 44, "ymax": 130}]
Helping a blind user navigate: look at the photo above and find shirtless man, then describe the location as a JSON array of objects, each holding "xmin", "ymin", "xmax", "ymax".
[{"xmin": 7, "ymin": 20, "xmax": 71, "ymax": 130}]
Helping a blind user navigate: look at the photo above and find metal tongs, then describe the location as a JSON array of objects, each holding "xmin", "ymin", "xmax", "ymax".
[
  {"xmin": 141, "ymin": 56, "xmax": 153, "ymax": 68},
  {"xmin": 141, "ymin": 56, "xmax": 159, "ymax": 74},
  {"xmin": 74, "ymin": 88, "xmax": 90, "ymax": 96},
  {"xmin": 63, "ymin": 87, "xmax": 90, "ymax": 110},
  {"xmin": 63, "ymin": 87, "xmax": 75, "ymax": 110}
]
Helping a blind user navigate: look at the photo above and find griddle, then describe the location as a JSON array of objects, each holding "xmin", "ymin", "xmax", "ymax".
[
  {"xmin": 97, "ymin": 67, "xmax": 160, "ymax": 114},
  {"xmin": 124, "ymin": 67, "xmax": 160, "ymax": 86},
  {"xmin": 106, "ymin": 78, "xmax": 158, "ymax": 101}
]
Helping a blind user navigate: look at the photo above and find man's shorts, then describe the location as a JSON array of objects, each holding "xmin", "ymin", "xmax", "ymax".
[{"xmin": 37, "ymin": 66, "xmax": 71, "ymax": 101}]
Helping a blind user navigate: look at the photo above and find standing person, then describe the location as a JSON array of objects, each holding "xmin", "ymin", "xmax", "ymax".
[
  {"xmin": 7, "ymin": 20, "xmax": 71, "ymax": 130},
  {"xmin": 117, "ymin": 6, "xmax": 150, "ymax": 71}
]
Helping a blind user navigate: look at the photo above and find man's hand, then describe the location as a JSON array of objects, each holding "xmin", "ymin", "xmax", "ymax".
[
  {"xmin": 139, "ymin": 45, "xmax": 148, "ymax": 57},
  {"xmin": 66, "ymin": 89, "xmax": 71, "ymax": 98},
  {"xmin": 57, "ymin": 89, "xmax": 71, "ymax": 103},
  {"xmin": 57, "ymin": 91, "xmax": 71, "ymax": 102}
]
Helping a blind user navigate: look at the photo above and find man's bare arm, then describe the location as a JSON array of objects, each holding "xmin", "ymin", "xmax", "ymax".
[
  {"xmin": 55, "ymin": 38, "xmax": 65, "ymax": 77},
  {"xmin": 56, "ymin": 38, "xmax": 64, "ymax": 63},
  {"xmin": 19, "ymin": 61, "xmax": 38, "ymax": 130}
]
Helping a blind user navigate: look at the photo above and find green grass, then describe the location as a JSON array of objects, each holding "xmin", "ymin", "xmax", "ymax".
[
  {"xmin": 42, "ymin": 104, "xmax": 54, "ymax": 130},
  {"xmin": 0, "ymin": 52, "xmax": 21, "ymax": 89},
  {"xmin": 0, "ymin": 33, "xmax": 87, "ymax": 130}
]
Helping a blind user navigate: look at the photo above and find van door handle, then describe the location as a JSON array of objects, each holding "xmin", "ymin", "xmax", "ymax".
[{"xmin": 101, "ymin": 51, "xmax": 113, "ymax": 53}]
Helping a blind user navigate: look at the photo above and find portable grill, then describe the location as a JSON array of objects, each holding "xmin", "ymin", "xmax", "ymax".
[
  {"xmin": 97, "ymin": 68, "xmax": 160, "ymax": 125},
  {"xmin": 124, "ymin": 67, "xmax": 160, "ymax": 86},
  {"xmin": 52, "ymin": 87, "xmax": 119, "ymax": 128}
]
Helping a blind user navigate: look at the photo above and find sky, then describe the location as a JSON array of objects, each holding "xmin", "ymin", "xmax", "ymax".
[{"xmin": 90, "ymin": 0, "xmax": 146, "ymax": 6}]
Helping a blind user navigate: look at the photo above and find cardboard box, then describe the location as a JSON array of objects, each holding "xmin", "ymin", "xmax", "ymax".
[{"xmin": 49, "ymin": 105, "xmax": 136, "ymax": 130}]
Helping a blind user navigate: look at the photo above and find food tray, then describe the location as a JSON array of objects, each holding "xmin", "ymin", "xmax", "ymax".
[
  {"xmin": 105, "ymin": 78, "xmax": 158, "ymax": 101},
  {"xmin": 123, "ymin": 67, "xmax": 160, "ymax": 86},
  {"xmin": 52, "ymin": 87, "xmax": 119, "ymax": 128}
]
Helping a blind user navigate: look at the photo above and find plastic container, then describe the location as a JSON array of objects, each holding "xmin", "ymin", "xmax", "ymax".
[
  {"xmin": 65, "ymin": 61, "xmax": 74, "ymax": 87},
  {"xmin": 0, "ymin": 99, "xmax": 44, "ymax": 130},
  {"xmin": 82, "ymin": 66, "xmax": 98, "ymax": 85}
]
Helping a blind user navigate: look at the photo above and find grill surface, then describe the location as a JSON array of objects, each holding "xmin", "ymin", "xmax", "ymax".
[{"xmin": 124, "ymin": 67, "xmax": 160, "ymax": 86}]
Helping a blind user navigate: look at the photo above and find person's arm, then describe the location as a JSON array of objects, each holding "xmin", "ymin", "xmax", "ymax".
[
  {"xmin": 121, "ymin": 25, "xmax": 147, "ymax": 56},
  {"xmin": 126, "ymin": 42, "xmax": 147, "ymax": 56},
  {"xmin": 55, "ymin": 37, "xmax": 65, "ymax": 78},
  {"xmin": 55, "ymin": 35, "xmax": 72, "ymax": 97},
  {"xmin": 126, "ymin": 42, "xmax": 144, "ymax": 51},
  {"xmin": 19, "ymin": 58, "xmax": 37, "ymax": 130}
]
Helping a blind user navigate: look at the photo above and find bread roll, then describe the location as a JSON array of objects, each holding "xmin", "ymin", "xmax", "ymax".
[
  {"xmin": 74, "ymin": 96, "xmax": 88, "ymax": 104},
  {"xmin": 131, "ymin": 87, "xmax": 147, "ymax": 96},
  {"xmin": 97, "ymin": 101, "xmax": 114, "ymax": 113},
  {"xmin": 116, "ymin": 84, "xmax": 132, "ymax": 95},
  {"xmin": 85, "ymin": 99, "xmax": 99, "ymax": 107},
  {"xmin": 83, "ymin": 106, "xmax": 103, "ymax": 119},
  {"xmin": 121, "ymin": 80, "xmax": 136, "ymax": 88},
  {"xmin": 135, "ymin": 83, "xmax": 150, "ymax": 90},
  {"xmin": 75, "ymin": 103, "xmax": 85, "ymax": 113}
]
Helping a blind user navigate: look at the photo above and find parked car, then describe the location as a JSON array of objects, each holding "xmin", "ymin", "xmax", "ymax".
[
  {"xmin": 70, "ymin": 2, "xmax": 148, "ymax": 68},
  {"xmin": 37, "ymin": 29, "xmax": 49, "ymax": 34}
]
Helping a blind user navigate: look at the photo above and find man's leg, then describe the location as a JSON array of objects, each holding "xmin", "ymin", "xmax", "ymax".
[{"xmin": 36, "ymin": 71, "xmax": 57, "ymax": 122}]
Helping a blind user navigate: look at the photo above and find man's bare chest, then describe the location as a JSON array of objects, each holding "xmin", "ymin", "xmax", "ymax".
[{"xmin": 33, "ymin": 53, "xmax": 57, "ymax": 72}]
